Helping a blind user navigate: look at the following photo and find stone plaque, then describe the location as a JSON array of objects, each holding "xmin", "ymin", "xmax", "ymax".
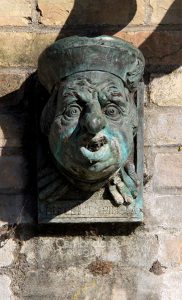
[{"xmin": 39, "ymin": 191, "xmax": 142, "ymax": 223}]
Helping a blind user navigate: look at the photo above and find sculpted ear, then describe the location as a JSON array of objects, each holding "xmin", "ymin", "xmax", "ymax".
[{"xmin": 40, "ymin": 86, "xmax": 58, "ymax": 136}]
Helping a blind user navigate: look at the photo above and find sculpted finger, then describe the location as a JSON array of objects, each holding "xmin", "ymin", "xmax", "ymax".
[
  {"xmin": 46, "ymin": 184, "xmax": 69, "ymax": 203},
  {"xmin": 38, "ymin": 173, "xmax": 60, "ymax": 189},
  {"xmin": 108, "ymin": 183, "xmax": 124, "ymax": 205},
  {"xmin": 116, "ymin": 180, "xmax": 134, "ymax": 204},
  {"xmin": 120, "ymin": 168, "xmax": 138, "ymax": 198},
  {"xmin": 39, "ymin": 178, "xmax": 69, "ymax": 201},
  {"xmin": 39, "ymin": 180, "xmax": 61, "ymax": 200},
  {"xmin": 124, "ymin": 161, "xmax": 140, "ymax": 187},
  {"xmin": 38, "ymin": 166, "xmax": 56, "ymax": 179}
]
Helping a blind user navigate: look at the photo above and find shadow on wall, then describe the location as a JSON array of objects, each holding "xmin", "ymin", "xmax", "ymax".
[
  {"xmin": 56, "ymin": 0, "xmax": 137, "ymax": 37},
  {"xmin": 0, "ymin": 75, "xmax": 43, "ymax": 226},
  {"xmin": 0, "ymin": 0, "xmax": 181, "ymax": 227},
  {"xmin": 139, "ymin": 0, "xmax": 182, "ymax": 73},
  {"xmin": 55, "ymin": 0, "xmax": 181, "ymax": 74}
]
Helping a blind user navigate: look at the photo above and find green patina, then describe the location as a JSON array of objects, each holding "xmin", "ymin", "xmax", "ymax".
[{"xmin": 37, "ymin": 35, "xmax": 145, "ymax": 223}]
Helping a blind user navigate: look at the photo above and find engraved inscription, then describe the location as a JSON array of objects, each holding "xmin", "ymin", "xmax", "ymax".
[{"xmin": 39, "ymin": 198, "xmax": 139, "ymax": 223}]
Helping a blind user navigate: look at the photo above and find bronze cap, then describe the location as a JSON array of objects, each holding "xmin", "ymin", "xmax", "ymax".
[{"xmin": 38, "ymin": 35, "xmax": 145, "ymax": 93}]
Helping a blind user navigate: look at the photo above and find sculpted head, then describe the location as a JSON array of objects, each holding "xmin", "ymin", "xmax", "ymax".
[{"xmin": 38, "ymin": 36, "xmax": 144, "ymax": 190}]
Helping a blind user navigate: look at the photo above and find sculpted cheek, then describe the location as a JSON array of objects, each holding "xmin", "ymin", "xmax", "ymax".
[
  {"xmin": 49, "ymin": 120, "xmax": 75, "ymax": 164},
  {"xmin": 104, "ymin": 128, "xmax": 130, "ymax": 163},
  {"xmin": 59, "ymin": 126, "xmax": 75, "ymax": 141},
  {"xmin": 118, "ymin": 136, "xmax": 129, "ymax": 162}
]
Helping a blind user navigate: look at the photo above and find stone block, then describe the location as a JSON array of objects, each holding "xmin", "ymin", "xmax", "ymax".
[
  {"xmin": 0, "ymin": 114, "xmax": 25, "ymax": 147},
  {"xmin": 21, "ymin": 233, "xmax": 158, "ymax": 271},
  {"xmin": 149, "ymin": 0, "xmax": 182, "ymax": 25},
  {"xmin": 22, "ymin": 264, "xmax": 182, "ymax": 300},
  {"xmin": 0, "ymin": 194, "xmax": 34, "ymax": 226},
  {"xmin": 19, "ymin": 234, "xmax": 182, "ymax": 299},
  {"xmin": 15, "ymin": 262, "xmax": 182, "ymax": 300},
  {"xmin": 150, "ymin": 69, "xmax": 182, "ymax": 106},
  {"xmin": 0, "ymin": 276, "xmax": 13, "ymax": 300},
  {"xmin": 138, "ymin": 269, "xmax": 182, "ymax": 300},
  {"xmin": 0, "ymin": 32, "xmax": 57, "ymax": 68},
  {"xmin": 38, "ymin": 0, "xmax": 145, "ymax": 26},
  {"xmin": 144, "ymin": 194, "xmax": 182, "ymax": 229},
  {"xmin": 0, "ymin": 72, "xmax": 27, "ymax": 98},
  {"xmin": 0, "ymin": 239, "xmax": 16, "ymax": 267},
  {"xmin": 160, "ymin": 271, "xmax": 182, "ymax": 300},
  {"xmin": 115, "ymin": 31, "xmax": 182, "ymax": 66},
  {"xmin": 0, "ymin": 156, "xmax": 28, "ymax": 191},
  {"xmin": 0, "ymin": 0, "xmax": 31, "ymax": 26},
  {"xmin": 20, "ymin": 268, "xmax": 162, "ymax": 300},
  {"xmin": 38, "ymin": 0, "xmax": 74, "ymax": 26},
  {"xmin": 157, "ymin": 232, "xmax": 182, "ymax": 268},
  {"xmin": 0, "ymin": 31, "xmax": 181, "ymax": 68},
  {"xmin": 153, "ymin": 153, "xmax": 182, "ymax": 194},
  {"xmin": 144, "ymin": 110, "xmax": 182, "ymax": 146}
]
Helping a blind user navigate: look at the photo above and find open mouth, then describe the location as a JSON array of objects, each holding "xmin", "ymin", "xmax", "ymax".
[
  {"xmin": 85, "ymin": 136, "xmax": 108, "ymax": 152},
  {"xmin": 80, "ymin": 136, "xmax": 110, "ymax": 162}
]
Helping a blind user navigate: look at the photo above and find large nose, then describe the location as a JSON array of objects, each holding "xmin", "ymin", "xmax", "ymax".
[{"xmin": 82, "ymin": 102, "xmax": 106, "ymax": 135}]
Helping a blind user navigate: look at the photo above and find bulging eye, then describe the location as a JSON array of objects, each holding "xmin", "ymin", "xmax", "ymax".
[
  {"xmin": 104, "ymin": 104, "xmax": 121, "ymax": 120},
  {"xmin": 65, "ymin": 105, "xmax": 81, "ymax": 119}
]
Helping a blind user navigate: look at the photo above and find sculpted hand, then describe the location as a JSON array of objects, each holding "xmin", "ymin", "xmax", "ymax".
[
  {"xmin": 38, "ymin": 164, "xmax": 69, "ymax": 202},
  {"xmin": 108, "ymin": 161, "xmax": 140, "ymax": 206}
]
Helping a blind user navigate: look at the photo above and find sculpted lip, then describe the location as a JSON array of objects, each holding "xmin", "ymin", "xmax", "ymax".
[
  {"xmin": 85, "ymin": 136, "xmax": 108, "ymax": 152},
  {"xmin": 80, "ymin": 144, "xmax": 111, "ymax": 162}
]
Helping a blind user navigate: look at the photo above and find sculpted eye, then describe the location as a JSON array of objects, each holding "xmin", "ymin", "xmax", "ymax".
[
  {"xmin": 104, "ymin": 104, "xmax": 121, "ymax": 120},
  {"xmin": 65, "ymin": 105, "xmax": 81, "ymax": 119}
]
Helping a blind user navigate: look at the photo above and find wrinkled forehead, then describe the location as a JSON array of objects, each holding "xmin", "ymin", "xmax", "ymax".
[{"xmin": 58, "ymin": 71, "xmax": 125, "ymax": 94}]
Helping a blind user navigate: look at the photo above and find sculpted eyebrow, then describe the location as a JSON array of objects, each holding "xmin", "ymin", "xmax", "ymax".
[
  {"xmin": 63, "ymin": 90, "xmax": 77, "ymax": 97},
  {"xmin": 99, "ymin": 82, "xmax": 122, "ymax": 94},
  {"xmin": 62, "ymin": 91, "xmax": 87, "ymax": 108},
  {"xmin": 100, "ymin": 86, "xmax": 124, "ymax": 97}
]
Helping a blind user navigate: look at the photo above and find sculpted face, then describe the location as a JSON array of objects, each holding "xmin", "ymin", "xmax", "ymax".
[{"xmin": 47, "ymin": 71, "xmax": 138, "ymax": 184}]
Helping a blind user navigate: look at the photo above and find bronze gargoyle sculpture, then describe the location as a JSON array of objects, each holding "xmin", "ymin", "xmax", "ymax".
[{"xmin": 38, "ymin": 35, "xmax": 145, "ymax": 207}]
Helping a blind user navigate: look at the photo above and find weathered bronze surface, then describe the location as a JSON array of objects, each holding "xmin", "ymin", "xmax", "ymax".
[{"xmin": 37, "ymin": 35, "xmax": 145, "ymax": 223}]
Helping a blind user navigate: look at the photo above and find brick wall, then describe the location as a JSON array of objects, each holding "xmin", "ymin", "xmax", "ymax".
[{"xmin": 0, "ymin": 1, "xmax": 182, "ymax": 299}]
